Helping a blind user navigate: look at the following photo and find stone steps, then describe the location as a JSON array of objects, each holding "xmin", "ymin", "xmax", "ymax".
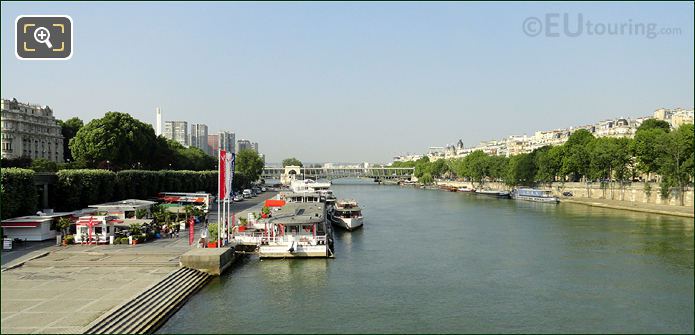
[{"xmin": 83, "ymin": 267, "xmax": 210, "ymax": 334}]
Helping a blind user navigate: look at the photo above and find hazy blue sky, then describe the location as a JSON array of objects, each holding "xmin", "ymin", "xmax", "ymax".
[{"xmin": 2, "ymin": 2, "xmax": 693, "ymax": 163}]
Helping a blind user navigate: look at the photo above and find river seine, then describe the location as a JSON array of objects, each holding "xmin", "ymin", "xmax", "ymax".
[{"xmin": 158, "ymin": 181, "xmax": 693, "ymax": 333}]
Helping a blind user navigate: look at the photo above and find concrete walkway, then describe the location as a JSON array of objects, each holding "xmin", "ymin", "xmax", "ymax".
[
  {"xmin": 0, "ymin": 191, "xmax": 277, "ymax": 334},
  {"xmin": 0, "ymin": 231, "xmax": 196, "ymax": 334},
  {"xmin": 562, "ymin": 197, "xmax": 694, "ymax": 218}
]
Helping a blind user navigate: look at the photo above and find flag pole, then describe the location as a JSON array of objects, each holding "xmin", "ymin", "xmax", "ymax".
[{"xmin": 217, "ymin": 136, "xmax": 222, "ymax": 249}]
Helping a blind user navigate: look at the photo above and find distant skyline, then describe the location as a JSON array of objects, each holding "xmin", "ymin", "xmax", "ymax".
[{"xmin": 1, "ymin": 2, "xmax": 693, "ymax": 163}]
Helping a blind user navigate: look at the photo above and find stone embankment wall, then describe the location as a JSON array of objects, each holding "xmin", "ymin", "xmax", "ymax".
[{"xmin": 436, "ymin": 181, "xmax": 694, "ymax": 207}]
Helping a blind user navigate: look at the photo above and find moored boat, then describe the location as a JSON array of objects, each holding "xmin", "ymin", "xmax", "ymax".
[
  {"xmin": 474, "ymin": 189, "xmax": 511, "ymax": 199},
  {"xmin": 330, "ymin": 199, "xmax": 364, "ymax": 231},
  {"xmin": 511, "ymin": 188, "xmax": 560, "ymax": 203},
  {"xmin": 258, "ymin": 202, "xmax": 335, "ymax": 258},
  {"xmin": 457, "ymin": 186, "xmax": 476, "ymax": 193}
]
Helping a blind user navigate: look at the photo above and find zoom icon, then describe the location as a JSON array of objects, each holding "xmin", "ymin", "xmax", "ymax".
[{"xmin": 16, "ymin": 15, "xmax": 73, "ymax": 60}]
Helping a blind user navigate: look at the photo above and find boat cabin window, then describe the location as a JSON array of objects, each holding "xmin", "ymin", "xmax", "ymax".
[{"xmin": 125, "ymin": 211, "xmax": 135, "ymax": 219}]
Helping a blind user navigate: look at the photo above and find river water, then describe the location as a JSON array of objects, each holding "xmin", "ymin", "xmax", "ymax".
[{"xmin": 158, "ymin": 181, "xmax": 694, "ymax": 333}]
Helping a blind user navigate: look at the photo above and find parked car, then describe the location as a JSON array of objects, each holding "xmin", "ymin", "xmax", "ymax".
[
  {"xmin": 242, "ymin": 189, "xmax": 252, "ymax": 198},
  {"xmin": 233, "ymin": 194, "xmax": 244, "ymax": 202},
  {"xmin": 261, "ymin": 187, "xmax": 267, "ymax": 192},
  {"xmin": 562, "ymin": 191, "xmax": 573, "ymax": 197}
]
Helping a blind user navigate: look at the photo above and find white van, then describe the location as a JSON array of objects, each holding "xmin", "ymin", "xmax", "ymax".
[{"xmin": 243, "ymin": 189, "xmax": 252, "ymax": 198}]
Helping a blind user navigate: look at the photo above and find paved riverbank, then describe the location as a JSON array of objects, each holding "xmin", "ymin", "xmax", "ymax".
[
  {"xmin": 0, "ymin": 191, "xmax": 277, "ymax": 334},
  {"xmin": 562, "ymin": 197, "xmax": 694, "ymax": 218}
]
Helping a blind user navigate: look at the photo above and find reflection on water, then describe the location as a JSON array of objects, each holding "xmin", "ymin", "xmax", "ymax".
[{"xmin": 159, "ymin": 183, "xmax": 693, "ymax": 333}]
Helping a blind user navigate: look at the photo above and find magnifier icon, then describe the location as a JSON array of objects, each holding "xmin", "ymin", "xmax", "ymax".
[{"xmin": 33, "ymin": 27, "xmax": 52, "ymax": 49}]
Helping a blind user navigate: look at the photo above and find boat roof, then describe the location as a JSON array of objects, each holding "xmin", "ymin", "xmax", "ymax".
[
  {"xmin": 89, "ymin": 199, "xmax": 157, "ymax": 209},
  {"xmin": 268, "ymin": 203, "xmax": 325, "ymax": 226}
]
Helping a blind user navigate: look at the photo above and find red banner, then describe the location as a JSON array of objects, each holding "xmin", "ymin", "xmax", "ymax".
[
  {"xmin": 188, "ymin": 216, "xmax": 194, "ymax": 246},
  {"xmin": 219, "ymin": 150, "xmax": 226, "ymax": 199}
]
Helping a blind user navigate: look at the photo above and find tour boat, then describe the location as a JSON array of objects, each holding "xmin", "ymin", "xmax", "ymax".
[
  {"xmin": 330, "ymin": 199, "xmax": 364, "ymax": 231},
  {"xmin": 258, "ymin": 202, "xmax": 335, "ymax": 258},
  {"xmin": 457, "ymin": 186, "xmax": 476, "ymax": 193},
  {"xmin": 474, "ymin": 189, "xmax": 511, "ymax": 199},
  {"xmin": 511, "ymin": 188, "xmax": 560, "ymax": 203}
]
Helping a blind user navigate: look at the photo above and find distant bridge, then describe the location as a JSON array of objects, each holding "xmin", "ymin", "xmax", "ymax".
[{"xmin": 261, "ymin": 166, "xmax": 414, "ymax": 182}]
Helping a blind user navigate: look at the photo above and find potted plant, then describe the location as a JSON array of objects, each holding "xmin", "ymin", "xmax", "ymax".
[
  {"xmin": 238, "ymin": 217, "xmax": 248, "ymax": 232},
  {"xmin": 261, "ymin": 206, "xmax": 270, "ymax": 218},
  {"xmin": 56, "ymin": 217, "xmax": 72, "ymax": 246},
  {"xmin": 65, "ymin": 235, "xmax": 74, "ymax": 245},
  {"xmin": 207, "ymin": 223, "xmax": 219, "ymax": 248}
]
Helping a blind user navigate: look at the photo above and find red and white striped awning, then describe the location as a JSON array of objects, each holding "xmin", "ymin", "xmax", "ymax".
[{"xmin": 1, "ymin": 222, "xmax": 40, "ymax": 228}]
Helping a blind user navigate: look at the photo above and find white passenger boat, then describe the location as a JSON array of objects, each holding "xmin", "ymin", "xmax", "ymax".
[
  {"xmin": 511, "ymin": 188, "xmax": 560, "ymax": 203},
  {"xmin": 330, "ymin": 199, "xmax": 364, "ymax": 231},
  {"xmin": 258, "ymin": 202, "xmax": 334, "ymax": 258}
]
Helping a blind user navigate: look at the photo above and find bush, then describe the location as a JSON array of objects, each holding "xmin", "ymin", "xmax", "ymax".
[
  {"xmin": 31, "ymin": 159, "xmax": 58, "ymax": 172},
  {"xmin": 1, "ymin": 168, "xmax": 37, "ymax": 219},
  {"xmin": 65, "ymin": 235, "xmax": 75, "ymax": 244},
  {"xmin": 208, "ymin": 223, "xmax": 219, "ymax": 241},
  {"xmin": 54, "ymin": 169, "xmax": 116, "ymax": 211}
]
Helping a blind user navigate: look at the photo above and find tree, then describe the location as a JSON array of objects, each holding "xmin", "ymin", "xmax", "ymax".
[
  {"xmin": 506, "ymin": 153, "xmax": 536, "ymax": 186},
  {"xmin": 70, "ymin": 112, "xmax": 158, "ymax": 170},
  {"xmin": 282, "ymin": 157, "xmax": 303, "ymax": 167},
  {"xmin": 57, "ymin": 117, "xmax": 83, "ymax": 162},
  {"xmin": 633, "ymin": 127, "xmax": 668, "ymax": 178},
  {"xmin": 236, "ymin": 149, "xmax": 264, "ymax": 182},
  {"xmin": 561, "ymin": 129, "xmax": 594, "ymax": 181},
  {"xmin": 462, "ymin": 150, "xmax": 489, "ymax": 186},
  {"xmin": 56, "ymin": 217, "xmax": 72, "ymax": 240},
  {"xmin": 656, "ymin": 124, "xmax": 694, "ymax": 205},
  {"xmin": 31, "ymin": 158, "xmax": 58, "ymax": 172},
  {"xmin": 637, "ymin": 119, "xmax": 671, "ymax": 133},
  {"xmin": 536, "ymin": 145, "xmax": 564, "ymax": 183}
]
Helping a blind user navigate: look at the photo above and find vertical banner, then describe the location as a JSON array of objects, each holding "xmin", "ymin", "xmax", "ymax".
[
  {"xmin": 218, "ymin": 149, "xmax": 225, "ymax": 248},
  {"xmin": 225, "ymin": 152, "xmax": 234, "ymax": 200},
  {"xmin": 219, "ymin": 150, "xmax": 226, "ymax": 200},
  {"xmin": 188, "ymin": 216, "xmax": 194, "ymax": 246}
]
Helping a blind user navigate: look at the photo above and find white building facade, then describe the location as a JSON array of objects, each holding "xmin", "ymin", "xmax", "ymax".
[{"xmin": 1, "ymin": 98, "xmax": 64, "ymax": 162}]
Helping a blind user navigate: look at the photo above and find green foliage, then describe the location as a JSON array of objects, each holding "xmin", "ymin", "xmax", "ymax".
[
  {"xmin": 129, "ymin": 223, "xmax": 142, "ymax": 235},
  {"xmin": 655, "ymin": 124, "xmax": 694, "ymax": 204},
  {"xmin": 506, "ymin": 153, "xmax": 536, "ymax": 186},
  {"xmin": 56, "ymin": 217, "xmax": 72, "ymax": 237},
  {"xmin": 135, "ymin": 208, "xmax": 148, "ymax": 219},
  {"xmin": 31, "ymin": 158, "xmax": 58, "ymax": 172},
  {"xmin": 0, "ymin": 168, "xmax": 37, "ymax": 219},
  {"xmin": 236, "ymin": 149, "xmax": 264, "ymax": 182},
  {"xmin": 637, "ymin": 119, "xmax": 671, "ymax": 133},
  {"xmin": 70, "ymin": 112, "xmax": 158, "ymax": 170},
  {"xmin": 1, "ymin": 157, "xmax": 32, "ymax": 168},
  {"xmin": 208, "ymin": 223, "xmax": 219, "ymax": 241},
  {"xmin": 57, "ymin": 117, "xmax": 83, "ymax": 162},
  {"xmin": 282, "ymin": 157, "xmax": 303, "ymax": 167},
  {"xmin": 54, "ymin": 169, "xmax": 116, "ymax": 211},
  {"xmin": 633, "ymin": 127, "xmax": 668, "ymax": 175},
  {"xmin": 535, "ymin": 145, "xmax": 564, "ymax": 183},
  {"xmin": 419, "ymin": 172, "xmax": 434, "ymax": 185},
  {"xmin": 561, "ymin": 130, "xmax": 595, "ymax": 181}
]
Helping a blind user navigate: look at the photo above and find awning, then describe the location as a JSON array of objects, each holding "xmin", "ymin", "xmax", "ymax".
[{"xmin": 1, "ymin": 222, "xmax": 40, "ymax": 228}]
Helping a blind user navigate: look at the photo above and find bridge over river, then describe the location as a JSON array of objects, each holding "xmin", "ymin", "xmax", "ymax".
[{"xmin": 261, "ymin": 166, "xmax": 414, "ymax": 182}]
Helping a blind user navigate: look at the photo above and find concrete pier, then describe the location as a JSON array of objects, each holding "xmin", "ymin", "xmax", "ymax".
[{"xmin": 180, "ymin": 248, "xmax": 236, "ymax": 275}]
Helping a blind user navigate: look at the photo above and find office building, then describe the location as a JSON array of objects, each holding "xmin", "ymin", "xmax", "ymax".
[
  {"xmin": 190, "ymin": 123, "xmax": 209, "ymax": 154},
  {"xmin": 163, "ymin": 121, "xmax": 189, "ymax": 147}
]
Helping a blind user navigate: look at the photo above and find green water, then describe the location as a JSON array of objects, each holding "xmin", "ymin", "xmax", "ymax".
[{"xmin": 159, "ymin": 182, "xmax": 694, "ymax": 333}]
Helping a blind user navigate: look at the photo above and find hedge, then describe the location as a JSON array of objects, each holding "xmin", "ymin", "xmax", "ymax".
[
  {"xmin": 1, "ymin": 168, "xmax": 37, "ymax": 219},
  {"xmin": 55, "ymin": 169, "xmax": 116, "ymax": 211},
  {"xmin": 3, "ymin": 169, "xmax": 250, "ymax": 215}
]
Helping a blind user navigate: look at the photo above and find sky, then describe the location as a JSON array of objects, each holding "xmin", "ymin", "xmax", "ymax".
[{"xmin": 1, "ymin": 2, "xmax": 693, "ymax": 163}]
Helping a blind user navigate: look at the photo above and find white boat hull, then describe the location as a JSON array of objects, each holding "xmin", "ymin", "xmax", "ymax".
[
  {"xmin": 331, "ymin": 216, "xmax": 363, "ymax": 231},
  {"xmin": 512, "ymin": 195, "xmax": 560, "ymax": 203}
]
